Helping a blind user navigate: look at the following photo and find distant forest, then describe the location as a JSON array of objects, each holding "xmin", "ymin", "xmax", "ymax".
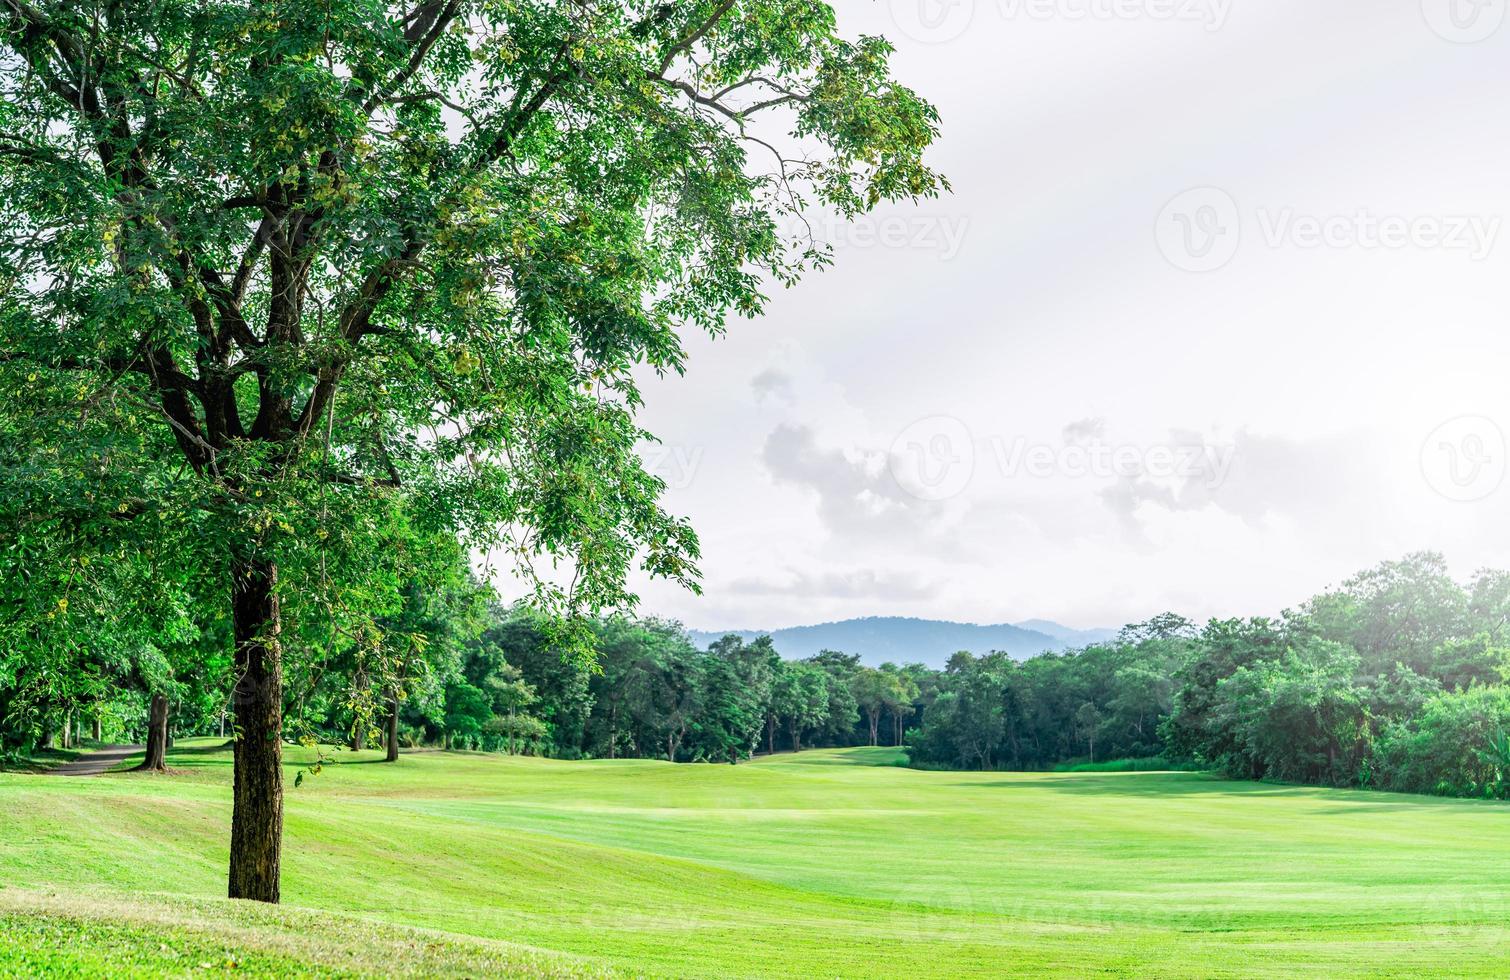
[
  {"xmin": 908, "ymin": 552, "xmax": 1510, "ymax": 798},
  {"xmin": 6, "ymin": 553, "xmax": 1509, "ymax": 802},
  {"xmin": 480, "ymin": 551, "xmax": 1510, "ymax": 800}
]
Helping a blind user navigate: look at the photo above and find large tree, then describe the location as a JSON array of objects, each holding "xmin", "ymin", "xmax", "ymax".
[{"xmin": 0, "ymin": 0, "xmax": 942, "ymax": 901}]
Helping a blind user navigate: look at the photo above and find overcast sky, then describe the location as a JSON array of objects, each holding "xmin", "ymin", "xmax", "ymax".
[{"xmin": 542, "ymin": 0, "xmax": 1510, "ymax": 631}]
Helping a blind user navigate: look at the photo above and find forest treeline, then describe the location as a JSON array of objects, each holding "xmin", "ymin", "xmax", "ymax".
[
  {"xmin": 4, "ymin": 552, "xmax": 1509, "ymax": 800},
  {"xmin": 910, "ymin": 553, "xmax": 1510, "ymax": 798}
]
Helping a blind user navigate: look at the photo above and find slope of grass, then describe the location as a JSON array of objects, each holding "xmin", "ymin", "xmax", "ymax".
[
  {"xmin": 0, "ymin": 888, "xmax": 611, "ymax": 979},
  {"xmin": 3, "ymin": 739, "xmax": 1509, "ymax": 976}
]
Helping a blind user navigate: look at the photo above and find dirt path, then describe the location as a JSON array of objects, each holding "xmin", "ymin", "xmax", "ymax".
[{"xmin": 46, "ymin": 744, "xmax": 143, "ymax": 776}]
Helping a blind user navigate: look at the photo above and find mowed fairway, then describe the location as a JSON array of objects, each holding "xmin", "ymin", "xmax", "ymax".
[{"xmin": 2, "ymin": 741, "xmax": 1508, "ymax": 977}]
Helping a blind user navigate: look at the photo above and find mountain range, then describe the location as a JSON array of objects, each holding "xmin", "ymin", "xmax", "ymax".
[{"xmin": 685, "ymin": 616, "xmax": 1119, "ymax": 668}]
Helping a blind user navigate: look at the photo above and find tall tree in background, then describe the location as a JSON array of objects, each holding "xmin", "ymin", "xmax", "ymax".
[
  {"xmin": 850, "ymin": 667, "xmax": 891, "ymax": 747},
  {"xmin": 694, "ymin": 634, "xmax": 775, "ymax": 761},
  {"xmin": 881, "ymin": 665, "xmax": 918, "ymax": 746},
  {"xmin": 771, "ymin": 659, "xmax": 826, "ymax": 752},
  {"xmin": 0, "ymin": 0, "xmax": 943, "ymax": 900}
]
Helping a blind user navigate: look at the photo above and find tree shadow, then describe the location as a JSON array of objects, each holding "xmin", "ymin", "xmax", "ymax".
[
  {"xmin": 960, "ymin": 772, "xmax": 1510, "ymax": 809},
  {"xmin": 774, "ymin": 747, "xmax": 908, "ymax": 767},
  {"xmin": 958, "ymin": 772, "xmax": 1315, "ymax": 798},
  {"xmin": 166, "ymin": 741, "xmax": 235, "ymax": 756}
]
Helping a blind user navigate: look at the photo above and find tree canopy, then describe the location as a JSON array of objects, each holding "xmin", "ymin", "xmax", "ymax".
[{"xmin": 0, "ymin": 0, "xmax": 944, "ymax": 902}]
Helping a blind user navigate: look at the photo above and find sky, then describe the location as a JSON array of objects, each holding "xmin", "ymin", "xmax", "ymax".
[{"xmin": 540, "ymin": 0, "xmax": 1510, "ymax": 632}]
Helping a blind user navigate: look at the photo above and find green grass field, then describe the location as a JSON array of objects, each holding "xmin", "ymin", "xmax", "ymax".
[{"xmin": 3, "ymin": 740, "xmax": 1508, "ymax": 977}]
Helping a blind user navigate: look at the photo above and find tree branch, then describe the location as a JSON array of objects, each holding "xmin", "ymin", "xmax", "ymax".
[
  {"xmin": 658, "ymin": 0, "xmax": 737, "ymax": 75},
  {"xmin": 362, "ymin": 0, "xmax": 462, "ymax": 115}
]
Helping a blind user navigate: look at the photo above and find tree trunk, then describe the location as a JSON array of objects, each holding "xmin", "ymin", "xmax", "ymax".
[
  {"xmin": 385, "ymin": 693, "xmax": 399, "ymax": 762},
  {"xmin": 137, "ymin": 694, "xmax": 170, "ymax": 771},
  {"xmin": 92, "ymin": 712, "xmax": 101, "ymax": 742},
  {"xmin": 867, "ymin": 709, "xmax": 879, "ymax": 747},
  {"xmin": 62, "ymin": 709, "xmax": 72, "ymax": 750},
  {"xmin": 767, "ymin": 716, "xmax": 775, "ymax": 755},
  {"xmin": 228, "ymin": 558, "xmax": 283, "ymax": 904},
  {"xmin": 350, "ymin": 669, "xmax": 367, "ymax": 751}
]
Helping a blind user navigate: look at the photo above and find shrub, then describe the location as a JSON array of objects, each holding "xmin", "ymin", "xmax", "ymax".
[{"xmin": 1375, "ymin": 687, "xmax": 1510, "ymax": 798}]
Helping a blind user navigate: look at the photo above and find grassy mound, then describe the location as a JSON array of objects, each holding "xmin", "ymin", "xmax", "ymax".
[{"xmin": 0, "ymin": 888, "xmax": 609, "ymax": 978}]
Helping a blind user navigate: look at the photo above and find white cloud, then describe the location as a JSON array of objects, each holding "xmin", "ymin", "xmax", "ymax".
[{"xmin": 726, "ymin": 568, "xmax": 940, "ymax": 602}]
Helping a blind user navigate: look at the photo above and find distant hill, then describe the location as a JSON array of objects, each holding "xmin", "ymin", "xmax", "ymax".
[
  {"xmin": 1011, "ymin": 620, "xmax": 1120, "ymax": 648},
  {"xmin": 686, "ymin": 616, "xmax": 1118, "ymax": 668}
]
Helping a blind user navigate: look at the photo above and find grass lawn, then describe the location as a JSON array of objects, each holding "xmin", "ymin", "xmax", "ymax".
[{"xmin": 2, "ymin": 740, "xmax": 1508, "ymax": 977}]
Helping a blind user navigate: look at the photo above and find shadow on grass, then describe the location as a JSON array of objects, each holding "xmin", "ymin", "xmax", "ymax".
[
  {"xmin": 164, "ymin": 744, "xmax": 408, "ymax": 775},
  {"xmin": 1, "ymin": 747, "xmax": 82, "ymax": 774},
  {"xmin": 165, "ymin": 742, "xmax": 234, "ymax": 756},
  {"xmin": 773, "ymin": 747, "xmax": 909, "ymax": 767},
  {"xmin": 961, "ymin": 771, "xmax": 1510, "ymax": 809},
  {"xmin": 963, "ymin": 772, "xmax": 1315, "ymax": 799}
]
